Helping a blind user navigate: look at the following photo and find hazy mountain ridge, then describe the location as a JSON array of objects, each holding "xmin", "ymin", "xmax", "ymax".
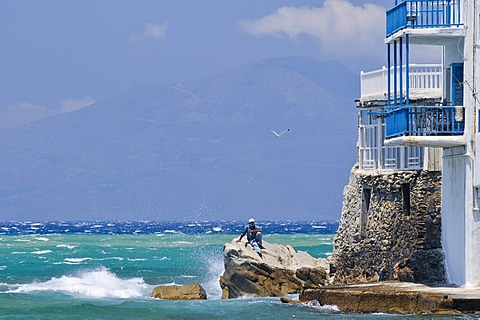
[{"xmin": 0, "ymin": 56, "xmax": 358, "ymax": 221}]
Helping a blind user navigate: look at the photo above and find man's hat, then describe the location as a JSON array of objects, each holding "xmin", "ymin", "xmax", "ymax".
[{"xmin": 248, "ymin": 218, "xmax": 255, "ymax": 223}]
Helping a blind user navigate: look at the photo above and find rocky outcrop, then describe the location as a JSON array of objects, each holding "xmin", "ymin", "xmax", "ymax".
[
  {"xmin": 300, "ymin": 283, "xmax": 474, "ymax": 314},
  {"xmin": 151, "ymin": 283, "xmax": 207, "ymax": 300},
  {"xmin": 331, "ymin": 168, "xmax": 447, "ymax": 285},
  {"xmin": 220, "ymin": 239, "xmax": 328, "ymax": 299}
]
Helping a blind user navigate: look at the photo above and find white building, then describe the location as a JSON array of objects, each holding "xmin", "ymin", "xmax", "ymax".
[
  {"xmin": 382, "ymin": 0, "xmax": 479, "ymax": 286},
  {"xmin": 358, "ymin": 64, "xmax": 443, "ymax": 171}
]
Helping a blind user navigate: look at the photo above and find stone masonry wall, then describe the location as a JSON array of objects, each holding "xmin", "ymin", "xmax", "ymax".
[{"xmin": 331, "ymin": 167, "xmax": 447, "ymax": 285}]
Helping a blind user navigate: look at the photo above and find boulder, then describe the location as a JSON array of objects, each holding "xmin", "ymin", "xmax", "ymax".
[
  {"xmin": 151, "ymin": 283, "xmax": 207, "ymax": 300},
  {"xmin": 220, "ymin": 239, "xmax": 327, "ymax": 298}
]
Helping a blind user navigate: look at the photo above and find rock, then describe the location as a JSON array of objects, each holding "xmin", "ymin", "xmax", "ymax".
[
  {"xmin": 300, "ymin": 282, "xmax": 480, "ymax": 314},
  {"xmin": 280, "ymin": 297, "xmax": 304, "ymax": 304},
  {"xmin": 151, "ymin": 283, "xmax": 207, "ymax": 300},
  {"xmin": 220, "ymin": 239, "xmax": 327, "ymax": 299}
]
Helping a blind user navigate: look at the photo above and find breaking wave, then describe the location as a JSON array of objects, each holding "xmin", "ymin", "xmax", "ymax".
[{"xmin": 7, "ymin": 267, "xmax": 148, "ymax": 299}]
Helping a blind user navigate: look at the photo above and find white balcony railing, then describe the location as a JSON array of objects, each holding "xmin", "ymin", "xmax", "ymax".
[
  {"xmin": 360, "ymin": 64, "xmax": 442, "ymax": 102},
  {"xmin": 359, "ymin": 123, "xmax": 424, "ymax": 171}
]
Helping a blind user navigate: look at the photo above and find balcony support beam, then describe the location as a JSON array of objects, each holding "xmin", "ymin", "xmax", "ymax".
[
  {"xmin": 406, "ymin": 34, "xmax": 410, "ymax": 105},
  {"xmin": 394, "ymin": 40, "xmax": 398, "ymax": 107},
  {"xmin": 385, "ymin": 135, "xmax": 466, "ymax": 148},
  {"xmin": 387, "ymin": 43, "xmax": 391, "ymax": 107},
  {"xmin": 400, "ymin": 37, "xmax": 403, "ymax": 107}
]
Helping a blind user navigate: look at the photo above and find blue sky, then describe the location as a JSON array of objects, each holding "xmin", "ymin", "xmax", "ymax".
[
  {"xmin": 0, "ymin": 0, "xmax": 405, "ymax": 126},
  {"xmin": 0, "ymin": 1, "xmax": 444, "ymax": 221}
]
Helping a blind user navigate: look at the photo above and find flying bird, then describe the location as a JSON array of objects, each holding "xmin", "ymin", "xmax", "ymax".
[{"xmin": 268, "ymin": 128, "xmax": 290, "ymax": 138}]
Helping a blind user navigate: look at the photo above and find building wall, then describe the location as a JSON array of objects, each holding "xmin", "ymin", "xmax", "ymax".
[
  {"xmin": 442, "ymin": 146, "xmax": 466, "ymax": 285},
  {"xmin": 331, "ymin": 167, "xmax": 447, "ymax": 284}
]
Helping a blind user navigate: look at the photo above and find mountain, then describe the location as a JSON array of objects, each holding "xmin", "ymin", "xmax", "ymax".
[{"xmin": 0, "ymin": 56, "xmax": 358, "ymax": 221}]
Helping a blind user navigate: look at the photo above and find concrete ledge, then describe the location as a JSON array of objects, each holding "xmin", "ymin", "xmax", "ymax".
[{"xmin": 300, "ymin": 282, "xmax": 480, "ymax": 314}]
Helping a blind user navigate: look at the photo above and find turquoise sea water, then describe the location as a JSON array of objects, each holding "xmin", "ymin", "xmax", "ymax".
[{"xmin": 0, "ymin": 221, "xmax": 477, "ymax": 319}]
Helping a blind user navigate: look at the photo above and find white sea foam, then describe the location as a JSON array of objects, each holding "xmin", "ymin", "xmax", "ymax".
[
  {"xmin": 158, "ymin": 256, "xmax": 170, "ymax": 261},
  {"xmin": 201, "ymin": 253, "xmax": 225, "ymax": 300},
  {"xmin": 0, "ymin": 266, "xmax": 6, "ymax": 271},
  {"xmin": 35, "ymin": 237, "xmax": 49, "ymax": 242},
  {"xmin": 172, "ymin": 241, "xmax": 193, "ymax": 245},
  {"xmin": 306, "ymin": 301, "xmax": 339, "ymax": 312},
  {"xmin": 29, "ymin": 223, "xmax": 43, "ymax": 226},
  {"xmin": 8, "ymin": 267, "xmax": 148, "ymax": 298},
  {"xmin": 56, "ymin": 244, "xmax": 75, "ymax": 249},
  {"xmin": 163, "ymin": 230, "xmax": 180, "ymax": 234},
  {"xmin": 90, "ymin": 257, "xmax": 124, "ymax": 261},
  {"xmin": 64, "ymin": 258, "xmax": 91, "ymax": 263},
  {"xmin": 31, "ymin": 250, "xmax": 52, "ymax": 255}
]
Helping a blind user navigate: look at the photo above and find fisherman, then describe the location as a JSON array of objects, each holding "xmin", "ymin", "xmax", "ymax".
[{"xmin": 236, "ymin": 218, "xmax": 265, "ymax": 257}]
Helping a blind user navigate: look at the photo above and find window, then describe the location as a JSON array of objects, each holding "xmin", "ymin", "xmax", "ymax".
[
  {"xmin": 402, "ymin": 183, "xmax": 411, "ymax": 215},
  {"xmin": 361, "ymin": 186, "xmax": 371, "ymax": 237}
]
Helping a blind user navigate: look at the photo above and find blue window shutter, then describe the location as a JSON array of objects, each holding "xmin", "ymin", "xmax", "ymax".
[{"xmin": 451, "ymin": 62, "xmax": 464, "ymax": 106}]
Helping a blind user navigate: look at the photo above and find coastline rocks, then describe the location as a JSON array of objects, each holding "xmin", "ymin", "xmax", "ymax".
[
  {"xmin": 151, "ymin": 283, "xmax": 207, "ymax": 300},
  {"xmin": 220, "ymin": 239, "xmax": 327, "ymax": 299}
]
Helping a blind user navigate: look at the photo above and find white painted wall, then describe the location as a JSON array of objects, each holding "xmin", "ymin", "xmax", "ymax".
[
  {"xmin": 441, "ymin": 0, "xmax": 480, "ymax": 287},
  {"xmin": 462, "ymin": 0, "xmax": 480, "ymax": 287},
  {"xmin": 442, "ymin": 146, "xmax": 466, "ymax": 285}
]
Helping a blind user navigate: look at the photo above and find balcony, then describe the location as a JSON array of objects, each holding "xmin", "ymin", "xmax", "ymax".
[
  {"xmin": 386, "ymin": 0, "xmax": 463, "ymax": 37},
  {"xmin": 385, "ymin": 105, "xmax": 465, "ymax": 146},
  {"xmin": 361, "ymin": 64, "xmax": 442, "ymax": 103}
]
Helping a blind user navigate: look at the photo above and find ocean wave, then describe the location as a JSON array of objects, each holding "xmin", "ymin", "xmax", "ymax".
[
  {"xmin": 7, "ymin": 267, "xmax": 148, "ymax": 299},
  {"xmin": 171, "ymin": 241, "xmax": 193, "ymax": 245},
  {"xmin": 31, "ymin": 250, "xmax": 52, "ymax": 255},
  {"xmin": 305, "ymin": 301, "xmax": 340, "ymax": 312},
  {"xmin": 64, "ymin": 258, "xmax": 91, "ymax": 263},
  {"xmin": 157, "ymin": 256, "xmax": 170, "ymax": 261},
  {"xmin": 35, "ymin": 237, "xmax": 49, "ymax": 241},
  {"xmin": 56, "ymin": 244, "xmax": 75, "ymax": 249},
  {"xmin": 163, "ymin": 230, "xmax": 181, "ymax": 234},
  {"xmin": 200, "ymin": 253, "xmax": 224, "ymax": 300},
  {"xmin": 0, "ymin": 220, "xmax": 339, "ymax": 235}
]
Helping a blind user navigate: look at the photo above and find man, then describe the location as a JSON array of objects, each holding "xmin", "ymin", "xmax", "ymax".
[{"xmin": 236, "ymin": 218, "xmax": 265, "ymax": 257}]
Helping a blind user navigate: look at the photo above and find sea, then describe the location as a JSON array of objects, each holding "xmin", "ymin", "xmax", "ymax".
[{"xmin": 0, "ymin": 220, "xmax": 477, "ymax": 320}]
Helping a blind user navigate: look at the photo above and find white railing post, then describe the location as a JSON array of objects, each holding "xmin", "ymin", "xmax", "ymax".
[{"xmin": 360, "ymin": 64, "xmax": 443, "ymax": 100}]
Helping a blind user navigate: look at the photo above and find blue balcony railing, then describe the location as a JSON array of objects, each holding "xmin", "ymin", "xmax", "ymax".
[
  {"xmin": 386, "ymin": 0, "xmax": 462, "ymax": 36},
  {"xmin": 385, "ymin": 105, "xmax": 464, "ymax": 139}
]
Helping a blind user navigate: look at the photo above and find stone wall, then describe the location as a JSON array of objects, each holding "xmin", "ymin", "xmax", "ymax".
[{"xmin": 331, "ymin": 167, "xmax": 447, "ymax": 285}]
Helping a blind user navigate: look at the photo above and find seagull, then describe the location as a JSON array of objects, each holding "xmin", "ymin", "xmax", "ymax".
[{"xmin": 268, "ymin": 128, "xmax": 290, "ymax": 138}]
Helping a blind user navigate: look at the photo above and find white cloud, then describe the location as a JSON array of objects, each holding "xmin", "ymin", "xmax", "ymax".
[
  {"xmin": 59, "ymin": 96, "xmax": 96, "ymax": 113},
  {"xmin": 239, "ymin": 0, "xmax": 386, "ymax": 65},
  {"xmin": 131, "ymin": 22, "xmax": 167, "ymax": 42},
  {"xmin": 0, "ymin": 102, "xmax": 53, "ymax": 128}
]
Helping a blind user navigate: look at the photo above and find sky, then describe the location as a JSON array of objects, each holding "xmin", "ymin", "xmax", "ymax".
[
  {"xmin": 0, "ymin": 0, "xmax": 443, "ymax": 221},
  {"xmin": 0, "ymin": 0, "xmax": 442, "ymax": 126},
  {"xmin": 0, "ymin": 0, "xmax": 408, "ymax": 126}
]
